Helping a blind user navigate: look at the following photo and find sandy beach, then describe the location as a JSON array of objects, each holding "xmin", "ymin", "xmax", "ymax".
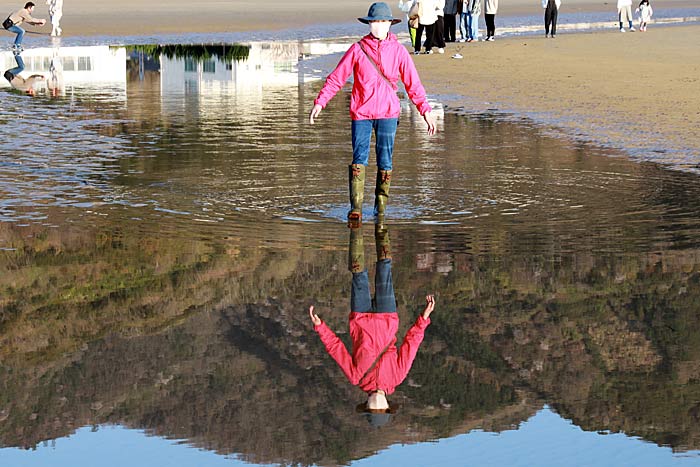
[
  {"xmin": 416, "ymin": 25, "xmax": 700, "ymax": 167},
  {"xmin": 2, "ymin": 0, "xmax": 699, "ymax": 167}
]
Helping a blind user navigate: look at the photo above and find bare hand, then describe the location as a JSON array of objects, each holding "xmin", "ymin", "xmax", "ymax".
[
  {"xmin": 309, "ymin": 104, "xmax": 322, "ymax": 124},
  {"xmin": 421, "ymin": 294, "xmax": 435, "ymax": 319},
  {"xmin": 309, "ymin": 305, "xmax": 322, "ymax": 326},
  {"xmin": 423, "ymin": 111, "xmax": 437, "ymax": 136}
]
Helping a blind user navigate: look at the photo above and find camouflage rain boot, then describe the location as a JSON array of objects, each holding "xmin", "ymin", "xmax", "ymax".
[
  {"xmin": 374, "ymin": 169, "xmax": 392, "ymax": 219},
  {"xmin": 348, "ymin": 164, "xmax": 365, "ymax": 227},
  {"xmin": 375, "ymin": 223, "xmax": 391, "ymax": 261},
  {"xmin": 348, "ymin": 226, "xmax": 365, "ymax": 273}
]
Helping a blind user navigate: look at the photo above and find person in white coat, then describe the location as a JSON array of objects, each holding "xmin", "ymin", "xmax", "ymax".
[
  {"xmin": 46, "ymin": 0, "xmax": 63, "ymax": 37},
  {"xmin": 617, "ymin": 0, "xmax": 634, "ymax": 32},
  {"xmin": 484, "ymin": 0, "xmax": 497, "ymax": 40},
  {"xmin": 542, "ymin": 0, "xmax": 560, "ymax": 37},
  {"xmin": 414, "ymin": 0, "xmax": 438, "ymax": 53}
]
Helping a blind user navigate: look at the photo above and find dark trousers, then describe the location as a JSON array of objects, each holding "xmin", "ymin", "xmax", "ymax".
[
  {"xmin": 485, "ymin": 13, "xmax": 496, "ymax": 37},
  {"xmin": 444, "ymin": 13, "xmax": 457, "ymax": 42},
  {"xmin": 415, "ymin": 23, "xmax": 435, "ymax": 52},
  {"xmin": 544, "ymin": 2, "xmax": 558, "ymax": 35},
  {"xmin": 433, "ymin": 16, "xmax": 446, "ymax": 47}
]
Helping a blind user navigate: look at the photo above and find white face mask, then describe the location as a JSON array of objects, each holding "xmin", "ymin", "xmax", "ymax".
[{"xmin": 369, "ymin": 21, "xmax": 391, "ymax": 40}]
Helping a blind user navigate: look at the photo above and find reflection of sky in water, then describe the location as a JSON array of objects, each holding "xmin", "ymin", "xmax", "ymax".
[{"xmin": 2, "ymin": 408, "xmax": 699, "ymax": 467}]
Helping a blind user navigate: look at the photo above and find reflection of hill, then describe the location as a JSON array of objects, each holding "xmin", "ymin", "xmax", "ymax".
[
  {"xmin": 2, "ymin": 223, "xmax": 700, "ymax": 463},
  {"xmin": 126, "ymin": 44, "xmax": 251, "ymax": 63}
]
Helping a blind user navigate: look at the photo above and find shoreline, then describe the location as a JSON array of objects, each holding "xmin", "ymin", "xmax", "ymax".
[
  {"xmin": 2, "ymin": 0, "xmax": 699, "ymax": 172},
  {"xmin": 413, "ymin": 24, "xmax": 700, "ymax": 172},
  {"xmin": 1, "ymin": 0, "xmax": 697, "ymax": 38}
]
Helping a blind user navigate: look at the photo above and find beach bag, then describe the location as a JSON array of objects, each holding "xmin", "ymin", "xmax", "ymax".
[
  {"xmin": 3, "ymin": 16, "xmax": 13, "ymax": 30},
  {"xmin": 408, "ymin": 1, "xmax": 420, "ymax": 28}
]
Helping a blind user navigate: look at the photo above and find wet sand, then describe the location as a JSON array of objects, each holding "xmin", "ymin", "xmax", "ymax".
[
  {"xmin": 2, "ymin": 0, "xmax": 699, "ymax": 166},
  {"xmin": 415, "ymin": 25, "xmax": 700, "ymax": 166}
]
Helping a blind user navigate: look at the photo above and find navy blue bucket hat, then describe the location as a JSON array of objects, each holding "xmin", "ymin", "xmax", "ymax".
[{"xmin": 358, "ymin": 2, "xmax": 402, "ymax": 24}]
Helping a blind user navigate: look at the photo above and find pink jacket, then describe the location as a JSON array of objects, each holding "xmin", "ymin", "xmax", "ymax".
[
  {"xmin": 313, "ymin": 33, "xmax": 432, "ymax": 121},
  {"xmin": 314, "ymin": 312, "xmax": 431, "ymax": 395}
]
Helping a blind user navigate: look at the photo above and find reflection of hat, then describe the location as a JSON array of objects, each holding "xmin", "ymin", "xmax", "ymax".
[
  {"xmin": 358, "ymin": 2, "xmax": 402, "ymax": 24},
  {"xmin": 355, "ymin": 401, "xmax": 399, "ymax": 428}
]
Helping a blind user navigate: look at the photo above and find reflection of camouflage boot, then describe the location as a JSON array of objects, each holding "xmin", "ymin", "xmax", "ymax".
[
  {"xmin": 374, "ymin": 169, "xmax": 392, "ymax": 217},
  {"xmin": 348, "ymin": 164, "xmax": 365, "ymax": 227},
  {"xmin": 375, "ymin": 223, "xmax": 391, "ymax": 261},
  {"xmin": 348, "ymin": 227, "xmax": 365, "ymax": 273}
]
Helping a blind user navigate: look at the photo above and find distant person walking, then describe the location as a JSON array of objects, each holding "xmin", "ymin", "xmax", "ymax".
[
  {"xmin": 443, "ymin": 0, "xmax": 458, "ymax": 42},
  {"xmin": 46, "ymin": 0, "xmax": 62, "ymax": 36},
  {"xmin": 432, "ymin": 0, "xmax": 446, "ymax": 53},
  {"xmin": 414, "ymin": 0, "xmax": 438, "ymax": 53},
  {"xmin": 3, "ymin": 2, "xmax": 46, "ymax": 52},
  {"xmin": 457, "ymin": 0, "xmax": 468, "ymax": 41},
  {"xmin": 543, "ymin": 0, "xmax": 560, "ymax": 37},
  {"xmin": 308, "ymin": 2, "xmax": 436, "ymax": 225},
  {"xmin": 617, "ymin": 0, "xmax": 635, "ymax": 32},
  {"xmin": 636, "ymin": 0, "xmax": 653, "ymax": 31},
  {"xmin": 398, "ymin": 0, "xmax": 419, "ymax": 48},
  {"xmin": 468, "ymin": 0, "xmax": 481, "ymax": 40},
  {"xmin": 484, "ymin": 0, "xmax": 498, "ymax": 40}
]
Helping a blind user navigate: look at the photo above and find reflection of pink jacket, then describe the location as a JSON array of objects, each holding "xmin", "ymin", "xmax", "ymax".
[
  {"xmin": 313, "ymin": 33, "xmax": 432, "ymax": 120},
  {"xmin": 314, "ymin": 312, "xmax": 430, "ymax": 394}
]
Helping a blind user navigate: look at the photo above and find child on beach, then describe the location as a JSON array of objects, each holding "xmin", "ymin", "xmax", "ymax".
[
  {"xmin": 309, "ymin": 225, "xmax": 435, "ymax": 427},
  {"xmin": 308, "ymin": 2, "xmax": 436, "ymax": 225},
  {"xmin": 635, "ymin": 0, "xmax": 653, "ymax": 31}
]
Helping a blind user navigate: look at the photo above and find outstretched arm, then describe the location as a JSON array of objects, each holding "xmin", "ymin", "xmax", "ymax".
[
  {"xmin": 309, "ymin": 306, "xmax": 362, "ymax": 384},
  {"xmin": 421, "ymin": 294, "xmax": 435, "ymax": 319},
  {"xmin": 396, "ymin": 295, "xmax": 435, "ymax": 376},
  {"xmin": 309, "ymin": 45, "xmax": 357, "ymax": 124}
]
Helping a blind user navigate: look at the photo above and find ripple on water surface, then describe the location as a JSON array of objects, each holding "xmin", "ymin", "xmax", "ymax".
[{"xmin": 2, "ymin": 42, "xmax": 700, "ymax": 255}]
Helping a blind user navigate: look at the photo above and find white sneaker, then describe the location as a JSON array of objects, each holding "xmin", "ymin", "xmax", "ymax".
[
  {"xmin": 437, "ymin": 48, "xmax": 445, "ymax": 54},
  {"xmin": 630, "ymin": 26, "xmax": 636, "ymax": 31},
  {"xmin": 424, "ymin": 49, "xmax": 433, "ymax": 54},
  {"xmin": 620, "ymin": 27, "xmax": 626, "ymax": 32},
  {"xmin": 458, "ymin": 38, "xmax": 466, "ymax": 42},
  {"xmin": 414, "ymin": 51, "xmax": 421, "ymax": 55}
]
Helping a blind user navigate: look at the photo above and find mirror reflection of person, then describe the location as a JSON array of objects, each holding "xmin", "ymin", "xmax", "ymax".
[
  {"xmin": 309, "ymin": 225, "xmax": 436, "ymax": 427},
  {"xmin": 4, "ymin": 52, "xmax": 45, "ymax": 94}
]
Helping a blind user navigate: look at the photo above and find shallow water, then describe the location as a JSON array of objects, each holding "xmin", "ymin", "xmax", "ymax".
[{"xmin": 2, "ymin": 43, "xmax": 700, "ymax": 466}]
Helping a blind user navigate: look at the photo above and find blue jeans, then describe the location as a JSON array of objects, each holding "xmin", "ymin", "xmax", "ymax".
[
  {"xmin": 351, "ymin": 118, "xmax": 398, "ymax": 171},
  {"xmin": 7, "ymin": 25, "xmax": 25, "ymax": 46},
  {"xmin": 8, "ymin": 54, "xmax": 24, "ymax": 76},
  {"xmin": 351, "ymin": 259, "xmax": 397, "ymax": 313},
  {"xmin": 459, "ymin": 12, "xmax": 469, "ymax": 40},
  {"xmin": 468, "ymin": 13, "xmax": 479, "ymax": 40}
]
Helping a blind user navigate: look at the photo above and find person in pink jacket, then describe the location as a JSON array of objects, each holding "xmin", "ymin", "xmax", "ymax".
[
  {"xmin": 309, "ymin": 225, "xmax": 436, "ymax": 427},
  {"xmin": 308, "ymin": 2, "xmax": 436, "ymax": 226}
]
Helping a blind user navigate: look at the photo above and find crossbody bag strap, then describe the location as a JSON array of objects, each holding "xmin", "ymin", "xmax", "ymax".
[
  {"xmin": 358, "ymin": 42, "xmax": 398, "ymax": 91},
  {"xmin": 358, "ymin": 342, "xmax": 392, "ymax": 384}
]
